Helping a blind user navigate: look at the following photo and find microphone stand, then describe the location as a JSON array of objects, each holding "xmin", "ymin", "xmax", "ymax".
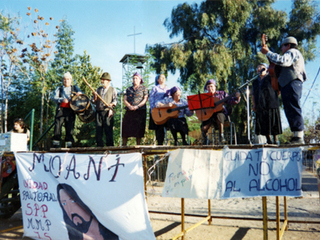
[{"xmin": 236, "ymin": 69, "xmax": 264, "ymax": 144}]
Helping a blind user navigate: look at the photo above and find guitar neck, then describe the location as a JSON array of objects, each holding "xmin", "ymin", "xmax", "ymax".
[
  {"xmin": 212, "ymin": 93, "xmax": 234, "ymax": 108},
  {"xmin": 167, "ymin": 105, "xmax": 188, "ymax": 113}
]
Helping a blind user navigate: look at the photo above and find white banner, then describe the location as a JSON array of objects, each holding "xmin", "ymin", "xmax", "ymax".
[
  {"xmin": 162, "ymin": 149, "xmax": 223, "ymax": 199},
  {"xmin": 15, "ymin": 152, "xmax": 155, "ymax": 240},
  {"xmin": 222, "ymin": 147, "xmax": 303, "ymax": 198},
  {"xmin": 163, "ymin": 147, "xmax": 303, "ymax": 199}
]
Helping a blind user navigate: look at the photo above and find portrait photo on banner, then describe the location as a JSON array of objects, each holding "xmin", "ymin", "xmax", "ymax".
[{"xmin": 14, "ymin": 152, "xmax": 156, "ymax": 240}]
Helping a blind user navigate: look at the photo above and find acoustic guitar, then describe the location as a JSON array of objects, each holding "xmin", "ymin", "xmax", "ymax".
[
  {"xmin": 195, "ymin": 97, "xmax": 225, "ymax": 121},
  {"xmin": 152, "ymin": 104, "xmax": 189, "ymax": 125},
  {"xmin": 261, "ymin": 34, "xmax": 281, "ymax": 92}
]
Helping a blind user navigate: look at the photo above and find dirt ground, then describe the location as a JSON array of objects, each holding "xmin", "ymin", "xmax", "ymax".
[
  {"xmin": 0, "ymin": 170, "xmax": 320, "ymax": 240},
  {"xmin": 148, "ymin": 190, "xmax": 320, "ymax": 240},
  {"xmin": 147, "ymin": 169, "xmax": 320, "ymax": 240}
]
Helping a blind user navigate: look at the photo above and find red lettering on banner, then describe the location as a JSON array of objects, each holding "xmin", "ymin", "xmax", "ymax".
[
  {"xmin": 23, "ymin": 179, "xmax": 48, "ymax": 190},
  {"xmin": 44, "ymin": 232, "xmax": 52, "ymax": 240},
  {"xmin": 25, "ymin": 203, "xmax": 48, "ymax": 218}
]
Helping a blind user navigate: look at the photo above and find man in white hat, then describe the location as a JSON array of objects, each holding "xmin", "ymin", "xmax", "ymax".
[
  {"xmin": 52, "ymin": 72, "xmax": 82, "ymax": 148},
  {"xmin": 260, "ymin": 36, "xmax": 307, "ymax": 144}
]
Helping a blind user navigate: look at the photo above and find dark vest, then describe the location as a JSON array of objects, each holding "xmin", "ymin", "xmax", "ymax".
[
  {"xmin": 252, "ymin": 75, "xmax": 279, "ymax": 110},
  {"xmin": 59, "ymin": 85, "xmax": 75, "ymax": 98},
  {"xmin": 57, "ymin": 85, "xmax": 75, "ymax": 109},
  {"xmin": 96, "ymin": 86, "xmax": 114, "ymax": 111},
  {"xmin": 278, "ymin": 65, "xmax": 297, "ymax": 88}
]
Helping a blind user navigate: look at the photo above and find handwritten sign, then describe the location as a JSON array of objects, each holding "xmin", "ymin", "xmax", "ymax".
[
  {"xmin": 15, "ymin": 152, "xmax": 155, "ymax": 240},
  {"xmin": 163, "ymin": 147, "xmax": 303, "ymax": 199},
  {"xmin": 222, "ymin": 147, "xmax": 303, "ymax": 198},
  {"xmin": 162, "ymin": 149, "xmax": 223, "ymax": 199}
]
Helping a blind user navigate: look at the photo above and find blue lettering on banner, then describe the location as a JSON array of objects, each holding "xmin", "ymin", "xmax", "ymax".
[
  {"xmin": 249, "ymin": 178, "xmax": 301, "ymax": 192},
  {"xmin": 225, "ymin": 181, "xmax": 241, "ymax": 192},
  {"xmin": 65, "ymin": 155, "xmax": 80, "ymax": 179},
  {"xmin": 224, "ymin": 149, "xmax": 302, "ymax": 163},
  {"xmin": 22, "ymin": 190, "xmax": 57, "ymax": 202},
  {"xmin": 222, "ymin": 148, "xmax": 302, "ymax": 197},
  {"xmin": 248, "ymin": 162, "xmax": 271, "ymax": 176},
  {"xmin": 223, "ymin": 150, "xmax": 254, "ymax": 161},
  {"xmin": 108, "ymin": 154, "xmax": 125, "ymax": 182},
  {"xmin": 27, "ymin": 153, "xmax": 124, "ymax": 182}
]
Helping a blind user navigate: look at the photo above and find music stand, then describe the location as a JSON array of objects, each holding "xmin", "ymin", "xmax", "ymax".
[{"xmin": 187, "ymin": 92, "xmax": 214, "ymax": 124}]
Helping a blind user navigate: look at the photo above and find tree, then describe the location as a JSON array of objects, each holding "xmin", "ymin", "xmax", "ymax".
[
  {"xmin": 148, "ymin": 0, "xmax": 320, "ymax": 142},
  {"xmin": 51, "ymin": 20, "xmax": 77, "ymax": 78},
  {"xmin": 0, "ymin": 12, "xmax": 31, "ymax": 132},
  {"xmin": 20, "ymin": 7, "xmax": 59, "ymax": 135}
]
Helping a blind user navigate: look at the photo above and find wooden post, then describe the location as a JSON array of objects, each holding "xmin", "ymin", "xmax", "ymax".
[
  {"xmin": 276, "ymin": 196, "xmax": 280, "ymax": 240},
  {"xmin": 208, "ymin": 199, "xmax": 212, "ymax": 225},
  {"xmin": 143, "ymin": 155, "xmax": 147, "ymax": 197},
  {"xmin": 181, "ymin": 198, "xmax": 185, "ymax": 240},
  {"xmin": 284, "ymin": 196, "xmax": 288, "ymax": 231},
  {"xmin": 262, "ymin": 196, "xmax": 268, "ymax": 240}
]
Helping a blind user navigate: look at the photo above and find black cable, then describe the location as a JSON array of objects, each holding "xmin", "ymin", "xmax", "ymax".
[{"xmin": 302, "ymin": 65, "xmax": 320, "ymax": 107}]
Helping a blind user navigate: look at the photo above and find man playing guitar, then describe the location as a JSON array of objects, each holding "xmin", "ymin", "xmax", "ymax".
[
  {"xmin": 260, "ymin": 36, "xmax": 306, "ymax": 144},
  {"xmin": 201, "ymin": 79, "xmax": 241, "ymax": 144}
]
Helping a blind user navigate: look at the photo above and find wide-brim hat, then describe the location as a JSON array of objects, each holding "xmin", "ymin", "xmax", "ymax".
[
  {"xmin": 101, "ymin": 72, "xmax": 111, "ymax": 81},
  {"xmin": 281, "ymin": 36, "xmax": 298, "ymax": 46}
]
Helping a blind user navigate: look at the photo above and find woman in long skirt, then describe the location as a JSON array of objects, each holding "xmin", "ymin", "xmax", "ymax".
[
  {"xmin": 252, "ymin": 63, "xmax": 282, "ymax": 144},
  {"xmin": 122, "ymin": 72, "xmax": 149, "ymax": 145}
]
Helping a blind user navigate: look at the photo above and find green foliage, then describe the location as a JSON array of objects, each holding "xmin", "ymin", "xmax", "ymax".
[
  {"xmin": 3, "ymin": 1, "xmax": 320, "ymax": 147},
  {"xmin": 2, "ymin": 12, "xmax": 103, "ymax": 149},
  {"xmin": 51, "ymin": 20, "xmax": 76, "ymax": 73},
  {"xmin": 148, "ymin": 0, "xmax": 320, "ymax": 142}
]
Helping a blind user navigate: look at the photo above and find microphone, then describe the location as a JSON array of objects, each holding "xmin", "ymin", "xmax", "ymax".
[{"xmin": 259, "ymin": 68, "xmax": 266, "ymax": 74}]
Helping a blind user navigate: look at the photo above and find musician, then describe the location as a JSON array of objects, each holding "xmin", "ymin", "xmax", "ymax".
[
  {"xmin": 149, "ymin": 74, "xmax": 169, "ymax": 145},
  {"xmin": 155, "ymin": 86, "xmax": 193, "ymax": 145},
  {"xmin": 252, "ymin": 63, "xmax": 282, "ymax": 144},
  {"xmin": 52, "ymin": 72, "xmax": 82, "ymax": 148},
  {"xmin": 261, "ymin": 36, "xmax": 306, "ymax": 144},
  {"xmin": 93, "ymin": 72, "xmax": 117, "ymax": 147},
  {"xmin": 122, "ymin": 72, "xmax": 149, "ymax": 146},
  {"xmin": 201, "ymin": 79, "xmax": 240, "ymax": 144}
]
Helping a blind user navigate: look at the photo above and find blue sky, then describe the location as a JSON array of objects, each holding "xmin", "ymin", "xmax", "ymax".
[
  {"xmin": 2, "ymin": 0, "xmax": 190, "ymax": 87},
  {"xmin": 2, "ymin": 0, "xmax": 320, "ymax": 127}
]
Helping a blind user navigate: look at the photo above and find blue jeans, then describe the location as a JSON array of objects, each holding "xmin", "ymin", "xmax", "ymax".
[{"xmin": 281, "ymin": 80, "xmax": 304, "ymax": 131}]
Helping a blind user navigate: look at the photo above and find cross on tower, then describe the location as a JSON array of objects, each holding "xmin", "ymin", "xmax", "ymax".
[{"xmin": 127, "ymin": 26, "xmax": 142, "ymax": 54}]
